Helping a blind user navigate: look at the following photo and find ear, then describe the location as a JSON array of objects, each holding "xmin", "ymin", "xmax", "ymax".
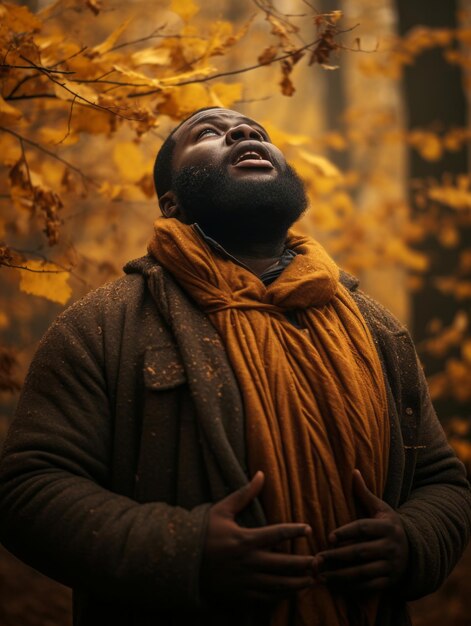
[{"xmin": 158, "ymin": 191, "xmax": 180, "ymax": 218}]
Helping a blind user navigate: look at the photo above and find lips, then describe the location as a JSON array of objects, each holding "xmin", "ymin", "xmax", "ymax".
[{"xmin": 230, "ymin": 142, "xmax": 274, "ymax": 170}]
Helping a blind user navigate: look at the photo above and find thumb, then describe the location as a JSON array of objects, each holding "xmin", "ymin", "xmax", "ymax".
[
  {"xmin": 352, "ymin": 469, "xmax": 386, "ymax": 516},
  {"xmin": 220, "ymin": 471, "xmax": 265, "ymax": 517}
]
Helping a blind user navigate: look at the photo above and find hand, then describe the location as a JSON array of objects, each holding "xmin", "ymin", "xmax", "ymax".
[
  {"xmin": 313, "ymin": 469, "xmax": 409, "ymax": 593},
  {"xmin": 201, "ymin": 471, "xmax": 315, "ymax": 606}
]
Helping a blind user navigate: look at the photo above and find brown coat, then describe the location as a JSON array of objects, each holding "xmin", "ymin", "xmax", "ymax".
[{"xmin": 0, "ymin": 255, "xmax": 470, "ymax": 626}]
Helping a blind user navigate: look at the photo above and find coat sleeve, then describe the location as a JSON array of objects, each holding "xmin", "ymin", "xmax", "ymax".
[
  {"xmin": 0, "ymin": 306, "xmax": 210, "ymax": 610},
  {"xmin": 398, "ymin": 361, "xmax": 471, "ymax": 600}
]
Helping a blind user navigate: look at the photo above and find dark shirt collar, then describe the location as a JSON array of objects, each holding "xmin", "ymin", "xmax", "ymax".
[{"xmin": 193, "ymin": 223, "xmax": 296, "ymax": 286}]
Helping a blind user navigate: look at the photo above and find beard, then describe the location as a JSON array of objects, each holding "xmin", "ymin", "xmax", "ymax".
[{"xmin": 171, "ymin": 161, "xmax": 308, "ymax": 251}]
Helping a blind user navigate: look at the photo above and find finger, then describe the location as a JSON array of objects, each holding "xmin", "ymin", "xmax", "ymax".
[
  {"xmin": 352, "ymin": 469, "xmax": 388, "ymax": 516},
  {"xmin": 247, "ymin": 522, "xmax": 311, "ymax": 548},
  {"xmin": 249, "ymin": 551, "xmax": 315, "ymax": 575},
  {"xmin": 316, "ymin": 539, "xmax": 387, "ymax": 570},
  {"xmin": 245, "ymin": 590, "xmax": 282, "ymax": 605},
  {"xmin": 351, "ymin": 577, "xmax": 391, "ymax": 592},
  {"xmin": 318, "ymin": 560, "xmax": 391, "ymax": 585},
  {"xmin": 250, "ymin": 573, "xmax": 315, "ymax": 593},
  {"xmin": 220, "ymin": 471, "xmax": 265, "ymax": 516},
  {"xmin": 329, "ymin": 518, "xmax": 392, "ymax": 545}
]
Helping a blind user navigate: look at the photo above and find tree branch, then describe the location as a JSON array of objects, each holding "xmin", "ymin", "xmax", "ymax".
[
  {"xmin": 19, "ymin": 138, "xmax": 33, "ymax": 192},
  {"xmin": 0, "ymin": 262, "xmax": 67, "ymax": 274},
  {"xmin": 19, "ymin": 54, "xmax": 146, "ymax": 122},
  {"xmin": 0, "ymin": 126, "xmax": 97, "ymax": 185},
  {"xmin": 6, "ymin": 93, "xmax": 57, "ymax": 100},
  {"xmin": 128, "ymin": 35, "xmax": 323, "ymax": 98},
  {"xmin": 7, "ymin": 246, "xmax": 89, "ymax": 286},
  {"xmin": 58, "ymin": 94, "xmax": 77, "ymax": 144},
  {"xmin": 0, "ymin": 64, "xmax": 74, "ymax": 74}
]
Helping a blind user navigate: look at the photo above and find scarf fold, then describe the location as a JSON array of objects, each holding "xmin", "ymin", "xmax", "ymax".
[{"xmin": 148, "ymin": 218, "xmax": 389, "ymax": 626}]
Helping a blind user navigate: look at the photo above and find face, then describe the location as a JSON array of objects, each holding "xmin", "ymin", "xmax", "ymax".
[
  {"xmin": 171, "ymin": 108, "xmax": 286, "ymax": 181},
  {"xmin": 162, "ymin": 108, "xmax": 308, "ymax": 250}
]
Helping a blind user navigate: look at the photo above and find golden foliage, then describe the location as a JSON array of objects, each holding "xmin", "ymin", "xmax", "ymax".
[
  {"xmin": 358, "ymin": 25, "xmax": 457, "ymax": 79},
  {"xmin": 18, "ymin": 261, "xmax": 72, "ymax": 305},
  {"xmin": 0, "ymin": 0, "xmax": 470, "ymax": 461}
]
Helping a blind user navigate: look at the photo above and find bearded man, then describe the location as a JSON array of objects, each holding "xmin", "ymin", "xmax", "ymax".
[{"xmin": 0, "ymin": 107, "xmax": 470, "ymax": 626}]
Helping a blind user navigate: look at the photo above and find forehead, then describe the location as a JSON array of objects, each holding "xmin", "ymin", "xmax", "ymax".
[{"xmin": 172, "ymin": 108, "xmax": 266, "ymax": 142}]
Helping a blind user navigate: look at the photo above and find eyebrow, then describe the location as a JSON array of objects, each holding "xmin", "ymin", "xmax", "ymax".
[{"xmin": 187, "ymin": 113, "xmax": 269, "ymax": 136}]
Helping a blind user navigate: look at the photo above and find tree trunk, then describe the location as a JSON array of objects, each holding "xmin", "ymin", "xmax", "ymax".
[{"xmin": 395, "ymin": 0, "xmax": 470, "ymax": 420}]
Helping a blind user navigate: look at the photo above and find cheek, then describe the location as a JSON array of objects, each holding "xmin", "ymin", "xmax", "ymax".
[
  {"xmin": 175, "ymin": 143, "xmax": 223, "ymax": 170},
  {"xmin": 271, "ymin": 146, "xmax": 287, "ymax": 166}
]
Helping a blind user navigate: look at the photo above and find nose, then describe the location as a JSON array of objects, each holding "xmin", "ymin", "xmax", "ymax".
[{"xmin": 226, "ymin": 123, "xmax": 263, "ymax": 144}]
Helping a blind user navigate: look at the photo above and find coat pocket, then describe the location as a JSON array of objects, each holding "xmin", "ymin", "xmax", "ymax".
[
  {"xmin": 143, "ymin": 344, "xmax": 186, "ymax": 390},
  {"xmin": 136, "ymin": 344, "xmax": 187, "ymax": 504}
]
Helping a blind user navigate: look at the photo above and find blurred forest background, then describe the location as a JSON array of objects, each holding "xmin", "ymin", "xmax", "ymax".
[{"xmin": 0, "ymin": 0, "xmax": 470, "ymax": 624}]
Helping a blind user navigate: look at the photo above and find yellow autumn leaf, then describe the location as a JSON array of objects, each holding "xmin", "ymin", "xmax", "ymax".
[
  {"xmin": 170, "ymin": 0, "xmax": 199, "ymax": 22},
  {"xmin": 53, "ymin": 80, "xmax": 98, "ymax": 104},
  {"xmin": 409, "ymin": 130, "xmax": 442, "ymax": 161},
  {"xmin": 211, "ymin": 15, "xmax": 254, "ymax": 55},
  {"xmin": 298, "ymin": 150, "xmax": 342, "ymax": 179},
  {"xmin": 267, "ymin": 14, "xmax": 292, "ymax": 43},
  {"xmin": 0, "ymin": 131, "xmax": 21, "ymax": 166},
  {"xmin": 159, "ymin": 83, "xmax": 212, "ymax": 119},
  {"xmin": 98, "ymin": 181, "xmax": 123, "ymax": 200},
  {"xmin": 19, "ymin": 261, "xmax": 71, "ymax": 305},
  {"xmin": 91, "ymin": 17, "xmax": 133, "ymax": 56},
  {"xmin": 113, "ymin": 142, "xmax": 148, "ymax": 183},
  {"xmin": 131, "ymin": 48, "xmax": 171, "ymax": 66},
  {"xmin": 40, "ymin": 127, "xmax": 79, "ymax": 146},
  {"xmin": 113, "ymin": 65, "xmax": 162, "ymax": 88},
  {"xmin": 329, "ymin": 10, "xmax": 343, "ymax": 24},
  {"xmin": 428, "ymin": 185, "xmax": 471, "ymax": 210},
  {"xmin": 462, "ymin": 340, "xmax": 471, "ymax": 364},
  {"xmin": 0, "ymin": 2, "xmax": 41, "ymax": 32},
  {"xmin": 160, "ymin": 65, "xmax": 216, "ymax": 86},
  {"xmin": 438, "ymin": 224, "xmax": 459, "ymax": 248},
  {"xmin": 323, "ymin": 131, "xmax": 347, "ymax": 150},
  {"xmin": 71, "ymin": 106, "xmax": 115, "ymax": 135},
  {"xmin": 261, "ymin": 122, "xmax": 309, "ymax": 149},
  {"xmin": 0, "ymin": 95, "xmax": 22, "ymax": 122},
  {"xmin": 210, "ymin": 82, "xmax": 242, "ymax": 108}
]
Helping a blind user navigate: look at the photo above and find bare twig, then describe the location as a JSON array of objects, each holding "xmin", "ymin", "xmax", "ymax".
[
  {"xmin": 50, "ymin": 46, "xmax": 88, "ymax": 69},
  {"xmin": 18, "ymin": 138, "xmax": 34, "ymax": 192},
  {"xmin": 19, "ymin": 54, "xmax": 146, "ymax": 122},
  {"xmin": 1, "ymin": 262, "xmax": 67, "ymax": 273},
  {"xmin": 7, "ymin": 93, "xmax": 56, "ymax": 101},
  {"xmin": 8, "ymin": 246, "xmax": 88, "ymax": 286},
  {"xmin": 1, "ymin": 63, "xmax": 74, "ymax": 74},
  {"xmin": 7, "ymin": 73, "xmax": 40, "ymax": 99},
  {"xmin": 106, "ymin": 27, "xmax": 201, "ymax": 53},
  {"xmin": 128, "ymin": 35, "xmax": 323, "ymax": 98},
  {"xmin": 70, "ymin": 78, "xmax": 150, "ymax": 87},
  {"xmin": 235, "ymin": 95, "xmax": 273, "ymax": 104},
  {"xmin": 2, "ymin": 41, "xmax": 14, "ymax": 66},
  {"xmin": 0, "ymin": 126, "xmax": 97, "ymax": 185},
  {"xmin": 6, "ymin": 48, "xmax": 87, "ymax": 99},
  {"xmin": 58, "ymin": 94, "xmax": 77, "ymax": 144},
  {"xmin": 107, "ymin": 26, "xmax": 166, "ymax": 53}
]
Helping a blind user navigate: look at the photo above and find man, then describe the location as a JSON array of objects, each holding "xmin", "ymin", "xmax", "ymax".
[{"xmin": 0, "ymin": 106, "xmax": 470, "ymax": 626}]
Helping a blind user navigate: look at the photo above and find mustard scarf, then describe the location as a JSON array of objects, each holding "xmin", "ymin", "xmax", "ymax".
[{"xmin": 148, "ymin": 218, "xmax": 389, "ymax": 626}]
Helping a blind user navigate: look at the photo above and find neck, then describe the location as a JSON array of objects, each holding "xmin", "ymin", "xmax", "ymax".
[{"xmin": 220, "ymin": 237, "xmax": 286, "ymax": 276}]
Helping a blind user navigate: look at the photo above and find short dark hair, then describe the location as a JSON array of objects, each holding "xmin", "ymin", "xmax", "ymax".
[{"xmin": 153, "ymin": 106, "xmax": 221, "ymax": 199}]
